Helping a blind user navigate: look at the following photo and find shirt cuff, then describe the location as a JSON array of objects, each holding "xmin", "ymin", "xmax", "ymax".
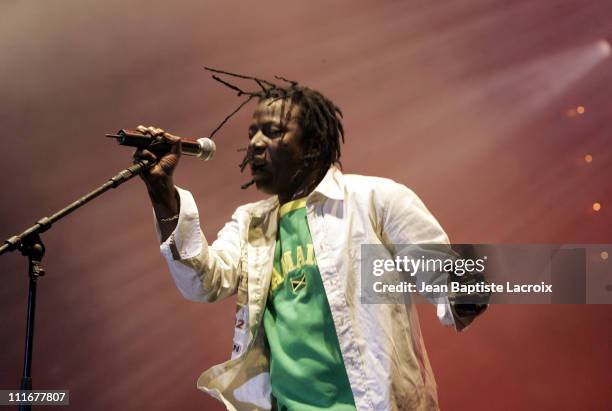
[
  {"xmin": 437, "ymin": 299, "xmax": 457, "ymax": 328},
  {"xmin": 155, "ymin": 187, "xmax": 203, "ymax": 261}
]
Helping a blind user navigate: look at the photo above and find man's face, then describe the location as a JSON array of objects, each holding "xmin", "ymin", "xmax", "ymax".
[{"xmin": 247, "ymin": 98, "xmax": 305, "ymax": 196}]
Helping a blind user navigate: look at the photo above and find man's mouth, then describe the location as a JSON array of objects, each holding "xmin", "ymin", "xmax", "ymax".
[{"xmin": 251, "ymin": 162, "xmax": 268, "ymax": 175}]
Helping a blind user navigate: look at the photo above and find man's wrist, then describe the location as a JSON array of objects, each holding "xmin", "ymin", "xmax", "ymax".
[
  {"xmin": 148, "ymin": 180, "xmax": 180, "ymax": 218},
  {"xmin": 153, "ymin": 186, "xmax": 181, "ymax": 243}
]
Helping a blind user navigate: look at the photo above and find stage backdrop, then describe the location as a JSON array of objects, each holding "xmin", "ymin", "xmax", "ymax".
[{"xmin": 1, "ymin": 1, "xmax": 610, "ymax": 410}]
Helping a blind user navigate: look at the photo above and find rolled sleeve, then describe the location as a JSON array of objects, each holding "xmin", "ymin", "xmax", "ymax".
[
  {"xmin": 153, "ymin": 187, "xmax": 243, "ymax": 302},
  {"xmin": 156, "ymin": 187, "xmax": 203, "ymax": 261},
  {"xmin": 381, "ymin": 181, "xmax": 457, "ymax": 329}
]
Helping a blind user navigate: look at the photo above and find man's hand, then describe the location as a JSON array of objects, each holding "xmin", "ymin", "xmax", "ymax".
[
  {"xmin": 133, "ymin": 125, "xmax": 181, "ymax": 188},
  {"xmin": 133, "ymin": 125, "xmax": 181, "ymax": 240}
]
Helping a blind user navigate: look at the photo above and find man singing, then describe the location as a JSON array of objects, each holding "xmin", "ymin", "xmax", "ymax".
[{"xmin": 134, "ymin": 71, "xmax": 485, "ymax": 411}]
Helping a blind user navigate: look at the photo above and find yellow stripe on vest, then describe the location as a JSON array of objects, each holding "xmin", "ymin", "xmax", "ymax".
[{"xmin": 279, "ymin": 197, "xmax": 307, "ymax": 218}]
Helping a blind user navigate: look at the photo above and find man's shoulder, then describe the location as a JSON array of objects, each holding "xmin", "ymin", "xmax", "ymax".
[
  {"xmin": 335, "ymin": 171, "xmax": 422, "ymax": 216},
  {"xmin": 233, "ymin": 196, "xmax": 278, "ymax": 217},
  {"xmin": 342, "ymin": 172, "xmax": 398, "ymax": 186},
  {"xmin": 341, "ymin": 172, "xmax": 413, "ymax": 196}
]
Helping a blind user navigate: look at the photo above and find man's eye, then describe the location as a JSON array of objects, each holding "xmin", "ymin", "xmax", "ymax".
[{"xmin": 266, "ymin": 127, "xmax": 283, "ymax": 137}]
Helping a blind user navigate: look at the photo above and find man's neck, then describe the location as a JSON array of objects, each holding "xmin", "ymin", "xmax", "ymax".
[{"xmin": 278, "ymin": 165, "xmax": 328, "ymax": 205}]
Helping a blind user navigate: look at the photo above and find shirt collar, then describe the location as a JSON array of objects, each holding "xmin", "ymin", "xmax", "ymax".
[
  {"xmin": 310, "ymin": 165, "xmax": 345, "ymax": 201},
  {"xmin": 249, "ymin": 165, "xmax": 345, "ymax": 217}
]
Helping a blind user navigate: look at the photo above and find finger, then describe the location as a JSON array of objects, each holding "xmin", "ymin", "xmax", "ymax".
[
  {"xmin": 138, "ymin": 126, "xmax": 152, "ymax": 136},
  {"xmin": 148, "ymin": 127, "xmax": 163, "ymax": 137},
  {"xmin": 153, "ymin": 127, "xmax": 166, "ymax": 137},
  {"xmin": 141, "ymin": 148, "xmax": 157, "ymax": 161},
  {"xmin": 163, "ymin": 132, "xmax": 180, "ymax": 144},
  {"xmin": 157, "ymin": 132, "xmax": 181, "ymax": 156},
  {"xmin": 133, "ymin": 147, "xmax": 149, "ymax": 158},
  {"xmin": 133, "ymin": 148, "xmax": 157, "ymax": 162},
  {"xmin": 133, "ymin": 148, "xmax": 145, "ymax": 161},
  {"xmin": 138, "ymin": 125, "xmax": 155, "ymax": 136}
]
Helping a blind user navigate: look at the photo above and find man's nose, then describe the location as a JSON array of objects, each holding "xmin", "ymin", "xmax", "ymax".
[{"xmin": 249, "ymin": 132, "xmax": 266, "ymax": 156}]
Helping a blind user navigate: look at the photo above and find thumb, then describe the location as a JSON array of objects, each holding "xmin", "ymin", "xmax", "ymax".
[{"xmin": 163, "ymin": 132, "xmax": 182, "ymax": 157}]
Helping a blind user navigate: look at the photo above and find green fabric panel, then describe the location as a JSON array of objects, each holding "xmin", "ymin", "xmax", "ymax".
[{"xmin": 263, "ymin": 199, "xmax": 356, "ymax": 410}]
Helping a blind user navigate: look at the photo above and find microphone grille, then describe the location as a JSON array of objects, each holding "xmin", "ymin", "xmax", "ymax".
[{"xmin": 196, "ymin": 138, "xmax": 216, "ymax": 161}]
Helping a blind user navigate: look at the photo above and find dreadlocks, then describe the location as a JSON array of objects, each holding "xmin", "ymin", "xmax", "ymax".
[{"xmin": 204, "ymin": 67, "xmax": 344, "ymax": 190}]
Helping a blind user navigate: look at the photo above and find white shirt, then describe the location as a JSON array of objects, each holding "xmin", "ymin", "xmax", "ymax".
[{"xmin": 157, "ymin": 166, "xmax": 468, "ymax": 411}]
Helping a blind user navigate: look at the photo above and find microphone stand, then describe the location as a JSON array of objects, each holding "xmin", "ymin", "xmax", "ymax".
[{"xmin": 0, "ymin": 159, "xmax": 152, "ymax": 411}]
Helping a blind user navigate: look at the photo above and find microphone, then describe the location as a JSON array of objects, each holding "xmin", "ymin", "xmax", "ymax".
[{"xmin": 106, "ymin": 129, "xmax": 216, "ymax": 161}]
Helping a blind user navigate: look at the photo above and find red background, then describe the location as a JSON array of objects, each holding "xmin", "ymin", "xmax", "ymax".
[{"xmin": 1, "ymin": 1, "xmax": 610, "ymax": 410}]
